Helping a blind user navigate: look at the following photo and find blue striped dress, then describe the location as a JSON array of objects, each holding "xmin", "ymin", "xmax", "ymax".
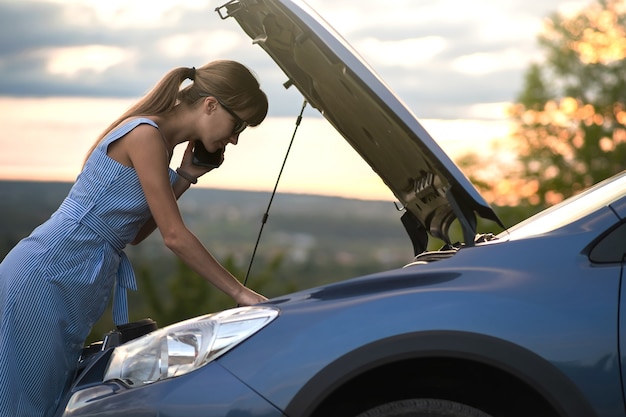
[{"xmin": 0, "ymin": 118, "xmax": 176, "ymax": 416}]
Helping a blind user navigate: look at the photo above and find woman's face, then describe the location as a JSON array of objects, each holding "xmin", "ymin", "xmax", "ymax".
[
  {"xmin": 199, "ymin": 97, "xmax": 251, "ymax": 152},
  {"xmin": 218, "ymin": 100, "xmax": 249, "ymax": 136}
]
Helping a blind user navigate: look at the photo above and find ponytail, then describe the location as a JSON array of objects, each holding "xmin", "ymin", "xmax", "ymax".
[{"xmin": 84, "ymin": 60, "xmax": 267, "ymax": 163}]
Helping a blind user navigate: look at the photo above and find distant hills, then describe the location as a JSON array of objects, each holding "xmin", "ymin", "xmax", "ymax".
[{"xmin": 0, "ymin": 180, "xmax": 414, "ymax": 275}]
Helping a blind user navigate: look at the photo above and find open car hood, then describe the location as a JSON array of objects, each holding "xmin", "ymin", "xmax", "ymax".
[{"xmin": 216, "ymin": 0, "xmax": 502, "ymax": 249}]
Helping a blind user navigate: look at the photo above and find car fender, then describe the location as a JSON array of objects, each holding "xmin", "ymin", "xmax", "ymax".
[{"xmin": 285, "ymin": 330, "xmax": 598, "ymax": 417}]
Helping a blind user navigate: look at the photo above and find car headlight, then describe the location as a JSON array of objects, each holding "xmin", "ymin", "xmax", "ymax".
[{"xmin": 103, "ymin": 306, "xmax": 279, "ymax": 387}]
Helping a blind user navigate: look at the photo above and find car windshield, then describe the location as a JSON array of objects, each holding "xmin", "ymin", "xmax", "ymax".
[{"xmin": 499, "ymin": 171, "xmax": 626, "ymax": 240}]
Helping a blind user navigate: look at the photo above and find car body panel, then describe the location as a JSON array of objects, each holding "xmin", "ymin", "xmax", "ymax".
[
  {"xmin": 502, "ymin": 171, "xmax": 626, "ymax": 240},
  {"xmin": 218, "ymin": 230, "xmax": 623, "ymax": 416},
  {"xmin": 284, "ymin": 331, "xmax": 600, "ymax": 417},
  {"xmin": 214, "ymin": 193, "xmax": 626, "ymax": 415},
  {"xmin": 611, "ymin": 198, "xmax": 626, "ymax": 219},
  {"xmin": 56, "ymin": 362, "xmax": 284, "ymax": 417},
  {"xmin": 217, "ymin": 0, "xmax": 501, "ymax": 243}
]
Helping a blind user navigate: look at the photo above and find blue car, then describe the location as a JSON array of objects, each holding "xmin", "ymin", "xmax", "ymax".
[{"xmin": 56, "ymin": 1, "xmax": 626, "ymax": 416}]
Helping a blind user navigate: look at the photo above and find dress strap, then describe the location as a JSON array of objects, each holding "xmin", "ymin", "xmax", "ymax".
[
  {"xmin": 152, "ymin": 122, "xmax": 172, "ymax": 160},
  {"xmin": 102, "ymin": 118, "xmax": 171, "ymax": 159}
]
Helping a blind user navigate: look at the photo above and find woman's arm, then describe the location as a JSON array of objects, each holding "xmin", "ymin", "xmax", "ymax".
[
  {"xmin": 131, "ymin": 173, "xmax": 192, "ymax": 245},
  {"xmin": 131, "ymin": 141, "xmax": 219, "ymax": 245},
  {"xmin": 124, "ymin": 128, "xmax": 267, "ymax": 306}
]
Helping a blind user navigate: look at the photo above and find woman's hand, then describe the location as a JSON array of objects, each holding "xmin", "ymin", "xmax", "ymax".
[
  {"xmin": 179, "ymin": 141, "xmax": 216, "ymax": 181},
  {"xmin": 235, "ymin": 287, "xmax": 269, "ymax": 306}
]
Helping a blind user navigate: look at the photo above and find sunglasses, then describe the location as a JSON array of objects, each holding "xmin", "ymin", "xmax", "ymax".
[{"xmin": 199, "ymin": 93, "xmax": 248, "ymax": 135}]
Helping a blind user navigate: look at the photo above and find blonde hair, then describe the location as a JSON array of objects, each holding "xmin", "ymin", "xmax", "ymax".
[{"xmin": 85, "ymin": 60, "xmax": 268, "ymax": 160}]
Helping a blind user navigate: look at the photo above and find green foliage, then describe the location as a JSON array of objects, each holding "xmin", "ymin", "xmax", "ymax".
[
  {"xmin": 516, "ymin": 63, "xmax": 553, "ymax": 109},
  {"xmin": 130, "ymin": 253, "xmax": 285, "ymax": 328},
  {"xmin": 2, "ymin": 182, "xmax": 414, "ymax": 344},
  {"xmin": 511, "ymin": 0, "xmax": 626, "ymax": 207},
  {"xmin": 460, "ymin": 0, "xmax": 626, "ymax": 215}
]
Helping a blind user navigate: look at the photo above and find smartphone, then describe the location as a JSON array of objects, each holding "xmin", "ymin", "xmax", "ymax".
[{"xmin": 193, "ymin": 142, "xmax": 224, "ymax": 168}]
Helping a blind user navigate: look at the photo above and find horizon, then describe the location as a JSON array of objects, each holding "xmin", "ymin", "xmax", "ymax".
[
  {"xmin": 0, "ymin": 177, "xmax": 394, "ymax": 204},
  {"xmin": 0, "ymin": 96, "xmax": 512, "ymax": 202},
  {"xmin": 0, "ymin": 0, "xmax": 576, "ymax": 202}
]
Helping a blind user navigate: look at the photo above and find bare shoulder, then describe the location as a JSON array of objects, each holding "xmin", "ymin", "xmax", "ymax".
[
  {"xmin": 126, "ymin": 122, "xmax": 162, "ymax": 141},
  {"xmin": 108, "ymin": 119, "xmax": 168, "ymax": 167}
]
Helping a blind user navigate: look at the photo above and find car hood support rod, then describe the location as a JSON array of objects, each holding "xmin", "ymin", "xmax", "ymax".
[{"xmin": 243, "ymin": 98, "xmax": 308, "ymax": 288}]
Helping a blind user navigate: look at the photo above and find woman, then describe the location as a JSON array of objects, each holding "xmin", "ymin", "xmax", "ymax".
[{"xmin": 0, "ymin": 60, "xmax": 269, "ymax": 416}]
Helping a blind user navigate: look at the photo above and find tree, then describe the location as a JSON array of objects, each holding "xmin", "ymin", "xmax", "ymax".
[
  {"xmin": 84, "ymin": 252, "xmax": 286, "ymax": 344},
  {"xmin": 133, "ymin": 252, "xmax": 285, "ymax": 327},
  {"xmin": 466, "ymin": 0, "xmax": 626, "ymax": 210}
]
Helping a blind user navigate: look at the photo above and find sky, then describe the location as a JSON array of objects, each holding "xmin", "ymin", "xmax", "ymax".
[{"xmin": 0, "ymin": 0, "xmax": 588, "ymax": 201}]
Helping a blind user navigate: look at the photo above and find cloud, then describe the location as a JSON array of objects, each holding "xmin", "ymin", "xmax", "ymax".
[
  {"xmin": 0, "ymin": 0, "xmax": 586, "ymax": 119},
  {"xmin": 355, "ymin": 36, "xmax": 447, "ymax": 69},
  {"xmin": 47, "ymin": 0, "xmax": 211, "ymax": 30},
  {"xmin": 41, "ymin": 45, "xmax": 134, "ymax": 77},
  {"xmin": 452, "ymin": 48, "xmax": 529, "ymax": 76},
  {"xmin": 157, "ymin": 30, "xmax": 244, "ymax": 60}
]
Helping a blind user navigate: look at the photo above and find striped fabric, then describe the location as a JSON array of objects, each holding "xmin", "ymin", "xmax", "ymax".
[{"xmin": 0, "ymin": 118, "xmax": 176, "ymax": 416}]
